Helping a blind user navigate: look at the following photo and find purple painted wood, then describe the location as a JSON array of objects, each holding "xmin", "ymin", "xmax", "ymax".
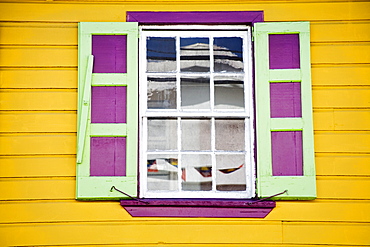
[
  {"xmin": 120, "ymin": 199, "xmax": 275, "ymax": 207},
  {"xmin": 124, "ymin": 206, "xmax": 273, "ymax": 218},
  {"xmin": 90, "ymin": 137, "xmax": 126, "ymax": 176},
  {"xmin": 271, "ymin": 131, "xmax": 303, "ymax": 176},
  {"xmin": 92, "ymin": 35, "xmax": 127, "ymax": 73},
  {"xmin": 270, "ymin": 82, "xmax": 301, "ymax": 118},
  {"xmin": 91, "ymin": 86, "xmax": 127, "ymax": 123},
  {"xmin": 127, "ymin": 11, "xmax": 264, "ymax": 24},
  {"xmin": 269, "ymin": 34, "xmax": 300, "ymax": 69}
]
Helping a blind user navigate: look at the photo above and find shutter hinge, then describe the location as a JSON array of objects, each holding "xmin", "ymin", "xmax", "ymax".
[{"xmin": 251, "ymin": 26, "xmax": 255, "ymax": 42}]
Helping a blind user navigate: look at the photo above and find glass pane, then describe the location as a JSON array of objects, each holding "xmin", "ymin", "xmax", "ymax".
[
  {"xmin": 181, "ymin": 154, "xmax": 212, "ymax": 191},
  {"xmin": 147, "ymin": 154, "xmax": 178, "ymax": 191},
  {"xmin": 181, "ymin": 119, "xmax": 211, "ymax": 151},
  {"xmin": 180, "ymin": 38, "xmax": 210, "ymax": 72},
  {"xmin": 216, "ymin": 154, "xmax": 246, "ymax": 191},
  {"xmin": 147, "ymin": 37, "xmax": 176, "ymax": 72},
  {"xmin": 215, "ymin": 119, "xmax": 245, "ymax": 151},
  {"xmin": 181, "ymin": 76, "xmax": 210, "ymax": 109},
  {"xmin": 147, "ymin": 76, "xmax": 177, "ymax": 109},
  {"xmin": 214, "ymin": 76, "xmax": 244, "ymax": 110},
  {"xmin": 147, "ymin": 119, "xmax": 177, "ymax": 151},
  {"xmin": 214, "ymin": 37, "xmax": 243, "ymax": 72}
]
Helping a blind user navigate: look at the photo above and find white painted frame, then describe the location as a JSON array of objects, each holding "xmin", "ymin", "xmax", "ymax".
[{"xmin": 139, "ymin": 25, "xmax": 255, "ymax": 198}]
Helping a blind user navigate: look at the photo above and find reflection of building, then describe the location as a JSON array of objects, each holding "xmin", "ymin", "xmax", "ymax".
[{"xmin": 148, "ymin": 42, "xmax": 244, "ymax": 72}]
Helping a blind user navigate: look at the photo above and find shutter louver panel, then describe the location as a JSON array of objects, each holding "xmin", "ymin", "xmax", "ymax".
[
  {"xmin": 254, "ymin": 22, "xmax": 316, "ymax": 200},
  {"xmin": 77, "ymin": 22, "xmax": 138, "ymax": 200}
]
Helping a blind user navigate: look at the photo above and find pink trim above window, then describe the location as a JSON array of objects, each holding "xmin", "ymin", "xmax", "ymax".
[{"xmin": 127, "ymin": 11, "xmax": 264, "ymax": 25}]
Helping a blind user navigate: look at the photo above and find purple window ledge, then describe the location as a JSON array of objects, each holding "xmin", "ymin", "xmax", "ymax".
[{"xmin": 121, "ymin": 199, "xmax": 275, "ymax": 218}]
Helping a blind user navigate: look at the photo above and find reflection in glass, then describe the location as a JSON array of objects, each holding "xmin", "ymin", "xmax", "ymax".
[
  {"xmin": 180, "ymin": 38, "xmax": 210, "ymax": 72},
  {"xmin": 215, "ymin": 119, "xmax": 245, "ymax": 151},
  {"xmin": 147, "ymin": 154, "xmax": 178, "ymax": 191},
  {"xmin": 147, "ymin": 118, "xmax": 177, "ymax": 151},
  {"xmin": 214, "ymin": 76, "xmax": 244, "ymax": 109},
  {"xmin": 216, "ymin": 154, "xmax": 246, "ymax": 191},
  {"xmin": 181, "ymin": 119, "xmax": 211, "ymax": 151},
  {"xmin": 182, "ymin": 154, "xmax": 212, "ymax": 191},
  {"xmin": 181, "ymin": 76, "xmax": 210, "ymax": 109},
  {"xmin": 147, "ymin": 76, "xmax": 177, "ymax": 109},
  {"xmin": 147, "ymin": 37, "xmax": 176, "ymax": 72},
  {"xmin": 214, "ymin": 37, "xmax": 243, "ymax": 72}
]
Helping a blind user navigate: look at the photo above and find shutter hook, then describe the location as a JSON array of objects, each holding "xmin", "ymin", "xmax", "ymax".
[
  {"xmin": 248, "ymin": 190, "xmax": 288, "ymax": 205},
  {"xmin": 110, "ymin": 186, "xmax": 149, "ymax": 204}
]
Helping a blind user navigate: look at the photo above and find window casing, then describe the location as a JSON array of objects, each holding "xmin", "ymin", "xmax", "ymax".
[{"xmin": 139, "ymin": 25, "xmax": 255, "ymax": 198}]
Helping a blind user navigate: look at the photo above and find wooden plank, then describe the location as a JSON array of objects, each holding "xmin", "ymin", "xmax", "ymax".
[
  {"xmin": 1, "ymin": 43, "xmax": 368, "ymax": 67},
  {"xmin": 0, "ymin": 23, "xmax": 77, "ymax": 45},
  {"xmin": 312, "ymin": 65, "xmax": 370, "ymax": 86},
  {"xmin": 270, "ymin": 200, "xmax": 370, "ymax": 222},
  {"xmin": 316, "ymin": 176, "xmax": 370, "ymax": 200},
  {"xmin": 0, "ymin": 200, "xmax": 368, "ymax": 224},
  {"xmin": 2, "ymin": 87, "xmax": 369, "ymax": 112},
  {"xmin": 0, "ymin": 176, "xmax": 367, "ymax": 201},
  {"xmin": 1, "ymin": 131, "xmax": 367, "ymax": 155},
  {"xmin": 0, "ymin": 90, "xmax": 77, "ymax": 111},
  {"xmin": 0, "ymin": 112, "xmax": 76, "ymax": 133},
  {"xmin": 0, "ymin": 69, "xmax": 77, "ymax": 89},
  {"xmin": 0, "ymin": 178, "xmax": 75, "ymax": 200},
  {"xmin": 315, "ymin": 153, "xmax": 370, "ymax": 176},
  {"xmin": 0, "ymin": 221, "xmax": 282, "ymax": 246},
  {"xmin": 0, "ymin": 134, "xmax": 76, "ymax": 155},
  {"xmin": 312, "ymin": 87, "xmax": 370, "ymax": 108},
  {"xmin": 1, "ymin": 2, "xmax": 369, "ymax": 21},
  {"xmin": 0, "ymin": 156, "xmax": 75, "ymax": 178},
  {"xmin": 283, "ymin": 222, "xmax": 370, "ymax": 246},
  {"xmin": 311, "ymin": 42, "xmax": 370, "ymax": 64},
  {"xmin": 313, "ymin": 109, "xmax": 370, "ymax": 131},
  {"xmin": 0, "ymin": 46, "xmax": 77, "ymax": 67},
  {"xmin": 314, "ymin": 131, "xmax": 370, "ymax": 153},
  {"xmin": 311, "ymin": 21, "xmax": 370, "ymax": 43},
  {"xmin": 1, "ymin": 21, "xmax": 369, "ymax": 45}
]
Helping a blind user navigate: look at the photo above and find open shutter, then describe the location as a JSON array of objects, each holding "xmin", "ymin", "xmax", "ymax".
[
  {"xmin": 254, "ymin": 22, "xmax": 316, "ymax": 200},
  {"xmin": 77, "ymin": 22, "xmax": 138, "ymax": 200}
]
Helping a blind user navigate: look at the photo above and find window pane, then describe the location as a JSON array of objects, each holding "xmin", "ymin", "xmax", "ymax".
[
  {"xmin": 180, "ymin": 38, "xmax": 210, "ymax": 72},
  {"xmin": 216, "ymin": 154, "xmax": 246, "ymax": 191},
  {"xmin": 147, "ymin": 119, "xmax": 177, "ymax": 151},
  {"xmin": 215, "ymin": 119, "xmax": 245, "ymax": 151},
  {"xmin": 147, "ymin": 154, "xmax": 178, "ymax": 191},
  {"xmin": 181, "ymin": 76, "xmax": 210, "ymax": 109},
  {"xmin": 147, "ymin": 37, "xmax": 176, "ymax": 72},
  {"xmin": 214, "ymin": 76, "xmax": 244, "ymax": 110},
  {"xmin": 214, "ymin": 37, "xmax": 243, "ymax": 72},
  {"xmin": 147, "ymin": 76, "xmax": 177, "ymax": 109},
  {"xmin": 181, "ymin": 119, "xmax": 211, "ymax": 151},
  {"xmin": 182, "ymin": 154, "xmax": 212, "ymax": 191}
]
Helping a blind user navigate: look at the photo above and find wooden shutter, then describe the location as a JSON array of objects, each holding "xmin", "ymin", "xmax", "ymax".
[
  {"xmin": 254, "ymin": 22, "xmax": 316, "ymax": 200},
  {"xmin": 77, "ymin": 22, "xmax": 138, "ymax": 200}
]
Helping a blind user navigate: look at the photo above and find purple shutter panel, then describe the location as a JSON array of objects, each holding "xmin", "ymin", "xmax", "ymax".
[
  {"xmin": 269, "ymin": 34, "xmax": 303, "ymax": 177},
  {"xmin": 92, "ymin": 35, "xmax": 127, "ymax": 73},
  {"xmin": 90, "ymin": 35, "xmax": 128, "ymax": 177}
]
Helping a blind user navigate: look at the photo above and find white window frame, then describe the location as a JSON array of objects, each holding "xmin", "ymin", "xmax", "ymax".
[{"xmin": 139, "ymin": 25, "xmax": 255, "ymax": 199}]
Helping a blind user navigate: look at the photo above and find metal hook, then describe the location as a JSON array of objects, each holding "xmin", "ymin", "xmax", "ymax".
[{"xmin": 110, "ymin": 186, "xmax": 149, "ymax": 204}]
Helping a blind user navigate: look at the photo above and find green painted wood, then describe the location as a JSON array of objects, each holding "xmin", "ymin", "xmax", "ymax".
[
  {"xmin": 92, "ymin": 74, "xmax": 128, "ymax": 86},
  {"xmin": 254, "ymin": 22, "xmax": 316, "ymax": 200},
  {"xmin": 77, "ymin": 22, "xmax": 138, "ymax": 200},
  {"xmin": 76, "ymin": 54, "xmax": 93, "ymax": 164}
]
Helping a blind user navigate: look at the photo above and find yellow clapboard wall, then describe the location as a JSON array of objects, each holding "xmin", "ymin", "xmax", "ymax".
[{"xmin": 0, "ymin": 0, "xmax": 369, "ymax": 246}]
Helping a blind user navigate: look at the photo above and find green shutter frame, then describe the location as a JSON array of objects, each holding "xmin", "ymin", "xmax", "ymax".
[
  {"xmin": 77, "ymin": 22, "xmax": 139, "ymax": 200},
  {"xmin": 254, "ymin": 22, "xmax": 316, "ymax": 200}
]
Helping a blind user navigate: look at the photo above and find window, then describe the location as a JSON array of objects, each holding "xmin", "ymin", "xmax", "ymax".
[
  {"xmin": 139, "ymin": 26, "xmax": 254, "ymax": 198},
  {"xmin": 76, "ymin": 12, "xmax": 316, "ymax": 210}
]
